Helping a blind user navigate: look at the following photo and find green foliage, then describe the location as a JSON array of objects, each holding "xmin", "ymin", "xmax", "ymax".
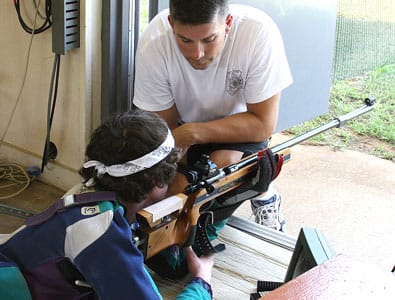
[
  {"xmin": 332, "ymin": 0, "xmax": 395, "ymax": 80},
  {"xmin": 289, "ymin": 64, "xmax": 395, "ymax": 161},
  {"xmin": 140, "ymin": 0, "xmax": 149, "ymax": 33},
  {"xmin": 290, "ymin": 1, "xmax": 395, "ymax": 161},
  {"xmin": 334, "ymin": 64, "xmax": 395, "ymax": 144},
  {"xmin": 338, "ymin": 0, "xmax": 394, "ymax": 22}
]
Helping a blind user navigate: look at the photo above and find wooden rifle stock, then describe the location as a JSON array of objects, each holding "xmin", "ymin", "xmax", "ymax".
[
  {"xmin": 135, "ymin": 97, "xmax": 376, "ymax": 260},
  {"xmin": 135, "ymin": 154, "xmax": 260, "ymax": 259}
]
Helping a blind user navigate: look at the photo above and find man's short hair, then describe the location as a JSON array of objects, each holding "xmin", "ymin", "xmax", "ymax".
[{"xmin": 170, "ymin": 0, "xmax": 229, "ymax": 24}]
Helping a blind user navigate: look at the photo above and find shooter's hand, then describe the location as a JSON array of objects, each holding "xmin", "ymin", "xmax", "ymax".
[
  {"xmin": 184, "ymin": 246, "xmax": 214, "ymax": 284},
  {"xmin": 251, "ymin": 148, "xmax": 283, "ymax": 193}
]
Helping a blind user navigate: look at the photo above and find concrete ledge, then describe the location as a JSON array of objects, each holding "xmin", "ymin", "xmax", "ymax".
[{"xmin": 227, "ymin": 216, "xmax": 296, "ymax": 251}]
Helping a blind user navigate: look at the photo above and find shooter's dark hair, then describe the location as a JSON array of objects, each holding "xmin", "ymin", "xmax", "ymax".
[
  {"xmin": 169, "ymin": 0, "xmax": 229, "ymax": 24},
  {"xmin": 79, "ymin": 109, "xmax": 181, "ymax": 203}
]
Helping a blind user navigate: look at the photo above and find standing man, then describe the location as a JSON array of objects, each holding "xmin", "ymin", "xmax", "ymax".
[{"xmin": 133, "ymin": 0, "xmax": 293, "ymax": 231}]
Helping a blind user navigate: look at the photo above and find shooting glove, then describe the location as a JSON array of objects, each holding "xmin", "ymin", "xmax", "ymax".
[{"xmin": 251, "ymin": 148, "xmax": 283, "ymax": 193}]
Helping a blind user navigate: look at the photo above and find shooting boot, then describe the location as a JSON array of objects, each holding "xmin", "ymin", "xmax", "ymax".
[{"xmin": 250, "ymin": 183, "xmax": 286, "ymax": 232}]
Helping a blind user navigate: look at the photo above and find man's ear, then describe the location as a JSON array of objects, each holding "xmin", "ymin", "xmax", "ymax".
[
  {"xmin": 168, "ymin": 15, "xmax": 175, "ymax": 30},
  {"xmin": 225, "ymin": 14, "xmax": 233, "ymax": 34}
]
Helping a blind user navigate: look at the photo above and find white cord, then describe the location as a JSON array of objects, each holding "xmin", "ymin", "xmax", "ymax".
[
  {"xmin": 0, "ymin": 163, "xmax": 31, "ymax": 200},
  {"xmin": 0, "ymin": 0, "xmax": 41, "ymax": 150}
]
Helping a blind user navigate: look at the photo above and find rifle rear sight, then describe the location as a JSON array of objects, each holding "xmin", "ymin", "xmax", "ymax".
[{"xmin": 185, "ymin": 154, "xmax": 220, "ymax": 184}]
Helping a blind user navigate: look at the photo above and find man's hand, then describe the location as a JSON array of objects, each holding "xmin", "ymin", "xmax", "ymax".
[
  {"xmin": 172, "ymin": 123, "xmax": 199, "ymax": 154},
  {"xmin": 251, "ymin": 148, "xmax": 283, "ymax": 193},
  {"xmin": 184, "ymin": 246, "xmax": 214, "ymax": 284}
]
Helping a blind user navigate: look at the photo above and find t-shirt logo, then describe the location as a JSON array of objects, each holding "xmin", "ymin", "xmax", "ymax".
[{"xmin": 226, "ymin": 70, "xmax": 244, "ymax": 96}]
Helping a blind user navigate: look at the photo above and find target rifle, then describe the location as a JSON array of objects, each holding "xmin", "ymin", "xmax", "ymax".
[{"xmin": 134, "ymin": 97, "xmax": 376, "ymax": 260}]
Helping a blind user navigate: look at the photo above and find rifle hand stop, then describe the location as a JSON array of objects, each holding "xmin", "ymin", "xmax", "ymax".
[{"xmin": 250, "ymin": 148, "xmax": 284, "ymax": 193}]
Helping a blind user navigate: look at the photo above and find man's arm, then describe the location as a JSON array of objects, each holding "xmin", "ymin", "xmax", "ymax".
[
  {"xmin": 154, "ymin": 105, "xmax": 179, "ymax": 130},
  {"xmin": 170, "ymin": 93, "xmax": 280, "ymax": 151}
]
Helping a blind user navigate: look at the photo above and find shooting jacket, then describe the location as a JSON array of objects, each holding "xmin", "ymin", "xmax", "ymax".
[{"xmin": 0, "ymin": 192, "xmax": 211, "ymax": 300}]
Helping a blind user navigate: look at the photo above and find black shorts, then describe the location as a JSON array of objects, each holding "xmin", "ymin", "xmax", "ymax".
[{"xmin": 186, "ymin": 140, "xmax": 270, "ymax": 166}]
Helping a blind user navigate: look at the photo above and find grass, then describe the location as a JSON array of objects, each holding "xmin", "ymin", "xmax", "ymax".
[
  {"xmin": 288, "ymin": 64, "xmax": 395, "ymax": 161},
  {"xmin": 333, "ymin": 0, "xmax": 395, "ymax": 80},
  {"xmin": 288, "ymin": 0, "xmax": 395, "ymax": 162},
  {"xmin": 338, "ymin": 0, "xmax": 395, "ymax": 22}
]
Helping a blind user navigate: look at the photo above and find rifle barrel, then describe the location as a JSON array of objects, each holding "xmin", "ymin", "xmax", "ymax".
[
  {"xmin": 185, "ymin": 97, "xmax": 376, "ymax": 194},
  {"xmin": 271, "ymin": 97, "xmax": 376, "ymax": 154}
]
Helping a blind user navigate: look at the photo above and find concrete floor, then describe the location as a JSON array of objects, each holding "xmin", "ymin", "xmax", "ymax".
[
  {"xmin": 235, "ymin": 138, "xmax": 395, "ymax": 274},
  {"xmin": 1, "ymin": 139, "xmax": 394, "ymax": 275},
  {"xmin": 0, "ymin": 177, "xmax": 64, "ymax": 233}
]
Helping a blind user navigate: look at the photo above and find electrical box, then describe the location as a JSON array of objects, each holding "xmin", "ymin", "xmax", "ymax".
[{"xmin": 52, "ymin": 0, "xmax": 80, "ymax": 55}]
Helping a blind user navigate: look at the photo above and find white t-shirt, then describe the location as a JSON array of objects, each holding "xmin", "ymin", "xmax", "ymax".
[{"xmin": 133, "ymin": 5, "xmax": 293, "ymax": 123}]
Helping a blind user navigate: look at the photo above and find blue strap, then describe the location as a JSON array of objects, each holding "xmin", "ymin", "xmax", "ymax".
[{"xmin": 25, "ymin": 191, "xmax": 117, "ymax": 226}]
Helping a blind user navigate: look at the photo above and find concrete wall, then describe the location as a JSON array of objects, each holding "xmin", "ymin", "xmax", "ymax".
[{"xmin": 0, "ymin": 1, "xmax": 102, "ymax": 191}]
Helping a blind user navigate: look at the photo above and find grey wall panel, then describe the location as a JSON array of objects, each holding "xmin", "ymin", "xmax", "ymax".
[
  {"xmin": 155, "ymin": 0, "xmax": 337, "ymax": 131},
  {"xmin": 157, "ymin": 0, "xmax": 168, "ymax": 12},
  {"xmin": 102, "ymin": 0, "xmax": 135, "ymax": 120}
]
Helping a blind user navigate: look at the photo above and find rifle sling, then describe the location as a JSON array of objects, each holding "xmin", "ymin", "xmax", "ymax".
[
  {"xmin": 194, "ymin": 187, "xmax": 261, "ymax": 256},
  {"xmin": 25, "ymin": 191, "xmax": 117, "ymax": 226},
  {"xmin": 210, "ymin": 187, "xmax": 262, "ymax": 222}
]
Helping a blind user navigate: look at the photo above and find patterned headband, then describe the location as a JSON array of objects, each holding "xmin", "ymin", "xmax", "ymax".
[{"xmin": 83, "ymin": 129, "xmax": 175, "ymax": 177}]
